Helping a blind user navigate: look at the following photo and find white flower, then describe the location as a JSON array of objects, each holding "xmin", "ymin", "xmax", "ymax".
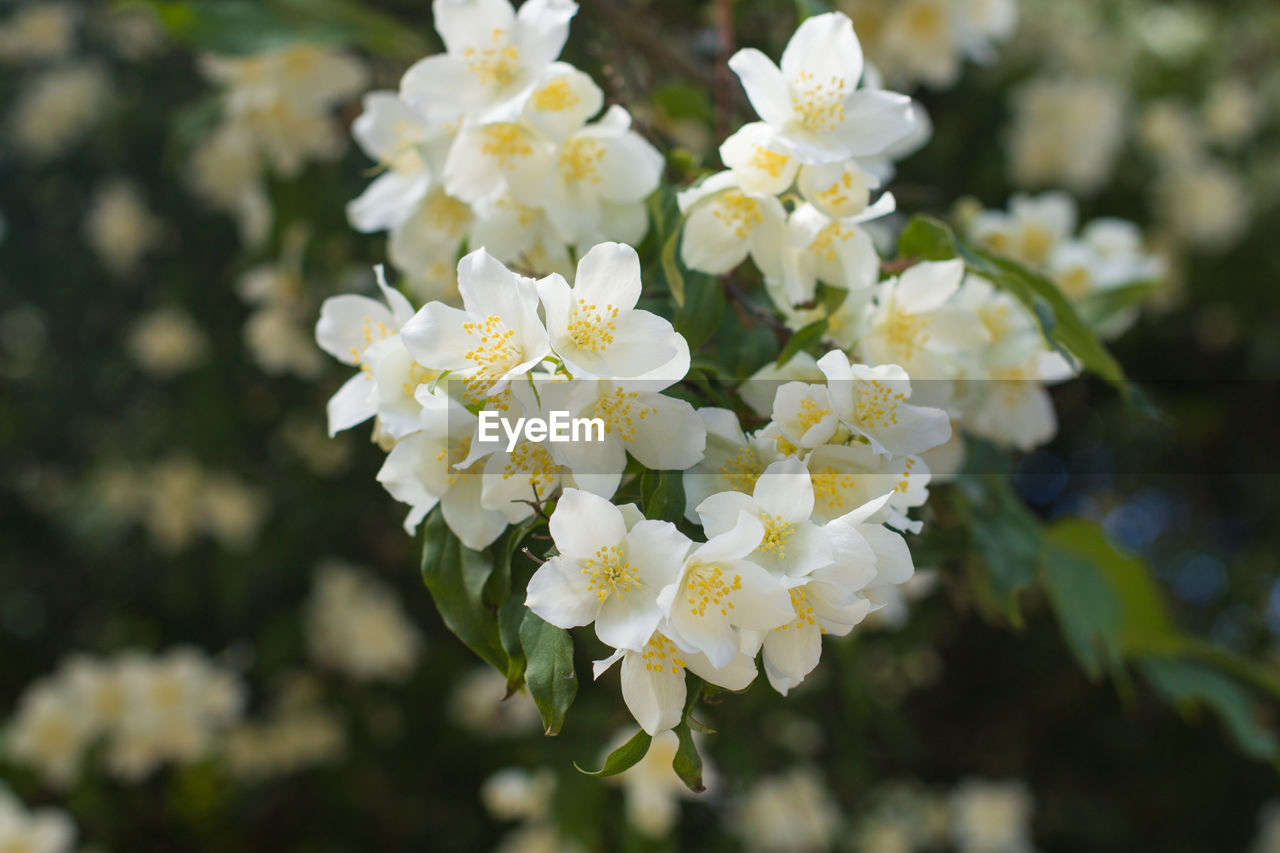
[
  {"xmin": 401, "ymin": 0, "xmax": 578, "ymax": 124},
  {"xmin": 738, "ymin": 352, "xmax": 828, "ymax": 418},
  {"xmin": 858, "ymin": 258, "xmax": 987, "ymax": 383},
  {"xmin": 719, "ymin": 121, "xmax": 801, "ymax": 195},
  {"xmin": 3, "ymin": 680, "xmax": 95, "ymax": 787},
  {"xmin": 772, "ymin": 201, "xmax": 885, "ymax": 306},
  {"xmin": 695, "ymin": 457, "xmax": 833, "ymax": 579},
  {"xmin": 0, "ymin": 785, "xmax": 76, "ymax": 853},
  {"xmin": 949, "ymin": 778, "xmax": 1036, "ymax": 853},
  {"xmin": 0, "ymin": 3, "xmax": 78, "ymax": 65},
  {"xmin": 126, "ymin": 307, "xmax": 208, "ymax": 378},
  {"xmin": 770, "ymin": 381, "xmax": 840, "ymax": 449},
  {"xmin": 805, "ymin": 442, "xmax": 930, "ymax": 528},
  {"xmin": 480, "ymin": 767, "xmax": 555, "ymax": 822},
  {"xmin": 968, "ymin": 191, "xmax": 1077, "ymax": 268},
  {"xmin": 657, "ymin": 511, "xmax": 795, "ymax": 668},
  {"xmin": 728, "ymin": 12, "xmax": 916, "ymax": 164},
  {"xmin": 346, "ymin": 91, "xmax": 445, "ymax": 233},
  {"xmin": 592, "ymin": 630, "xmax": 757, "ymax": 734},
  {"xmin": 536, "ymin": 242, "xmax": 689, "ymax": 380},
  {"xmin": 681, "ymin": 407, "xmax": 785, "ymax": 520},
  {"xmin": 307, "ymin": 562, "xmax": 423, "ymax": 682},
  {"xmin": 377, "ymin": 391, "xmax": 510, "ymax": 547},
  {"xmin": 401, "ymin": 249, "xmax": 551, "ymax": 400},
  {"xmin": 677, "ymin": 171, "xmax": 788, "ymax": 276},
  {"xmin": 10, "ymin": 63, "xmax": 112, "ymax": 160},
  {"xmin": 314, "ymin": 266, "xmax": 417, "ymax": 435},
  {"xmin": 817, "ymin": 350, "xmax": 952, "ymax": 456},
  {"xmin": 736, "ymin": 767, "xmax": 842, "ymax": 853},
  {"xmin": 84, "ymin": 180, "xmax": 163, "ymax": 278},
  {"xmin": 1007, "ymin": 77, "xmax": 1125, "ymax": 196},
  {"xmin": 525, "ymin": 488, "xmax": 691, "ymax": 651},
  {"xmin": 539, "ymin": 377, "xmax": 706, "ymax": 485},
  {"xmin": 535, "ymin": 106, "xmax": 664, "ymax": 245}
]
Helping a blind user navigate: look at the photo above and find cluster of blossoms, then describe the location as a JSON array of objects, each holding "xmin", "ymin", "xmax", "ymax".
[
  {"xmin": 3, "ymin": 649, "xmax": 246, "ymax": 786},
  {"xmin": 189, "ymin": 43, "xmax": 368, "ymax": 243},
  {"xmin": 307, "ymin": 561, "xmax": 424, "ymax": 683},
  {"xmin": 837, "ymin": 0, "xmax": 1017, "ymax": 91},
  {"xmin": 92, "ymin": 457, "xmax": 268, "ymax": 554},
  {"xmin": 0, "ymin": 785, "xmax": 75, "ymax": 853},
  {"xmin": 235, "ymin": 231, "xmax": 331, "ymax": 379},
  {"xmin": 964, "ymin": 191, "xmax": 1166, "ymax": 337},
  {"xmin": 345, "ymin": 0, "xmax": 663, "ymax": 302},
  {"xmin": 848, "ymin": 777, "xmax": 1036, "ymax": 853},
  {"xmin": 1004, "ymin": 77, "xmax": 1126, "ymax": 197}
]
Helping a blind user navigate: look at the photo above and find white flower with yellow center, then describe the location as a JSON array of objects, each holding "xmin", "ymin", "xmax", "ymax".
[
  {"xmin": 968, "ymin": 191, "xmax": 1077, "ymax": 268},
  {"xmin": 442, "ymin": 119, "xmax": 554, "ymax": 206},
  {"xmin": 677, "ymin": 171, "xmax": 788, "ymax": 276},
  {"xmin": 401, "ymin": 249, "xmax": 551, "ymax": 401},
  {"xmin": 346, "ymin": 91, "xmax": 447, "ymax": 233},
  {"xmin": 537, "ymin": 242, "xmax": 689, "ymax": 380},
  {"xmin": 796, "ymin": 158, "xmax": 888, "ymax": 220},
  {"xmin": 314, "ymin": 266, "xmax": 417, "ymax": 436},
  {"xmin": 695, "ymin": 457, "xmax": 833, "ymax": 579},
  {"xmin": 770, "ymin": 381, "xmax": 840, "ymax": 449},
  {"xmin": 859, "ymin": 258, "xmax": 988, "ymax": 387},
  {"xmin": 805, "ymin": 442, "xmax": 930, "ymax": 529},
  {"xmin": 817, "ymin": 351, "xmax": 951, "ymax": 457},
  {"xmin": 533, "ymin": 106, "xmax": 664, "ymax": 245},
  {"xmin": 538, "ymin": 376, "xmax": 706, "ymax": 489},
  {"xmin": 592, "ymin": 631, "xmax": 758, "ymax": 734},
  {"xmin": 719, "ymin": 121, "xmax": 800, "ymax": 195},
  {"xmin": 680, "ymin": 408, "xmax": 787, "ymax": 523},
  {"xmin": 377, "ymin": 391, "xmax": 510, "ymax": 548},
  {"xmin": 400, "ymin": 0, "xmax": 578, "ymax": 124},
  {"xmin": 0, "ymin": 785, "xmax": 76, "ymax": 853},
  {"xmin": 728, "ymin": 11, "xmax": 917, "ymax": 165},
  {"xmin": 657, "ymin": 511, "xmax": 795, "ymax": 668},
  {"xmin": 772, "ymin": 201, "xmax": 884, "ymax": 306},
  {"xmin": 525, "ymin": 489, "xmax": 692, "ymax": 651},
  {"xmin": 754, "ymin": 492, "xmax": 895, "ymax": 694}
]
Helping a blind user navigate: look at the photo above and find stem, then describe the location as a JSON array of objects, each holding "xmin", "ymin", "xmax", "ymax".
[{"xmin": 713, "ymin": 0, "xmax": 737, "ymax": 142}]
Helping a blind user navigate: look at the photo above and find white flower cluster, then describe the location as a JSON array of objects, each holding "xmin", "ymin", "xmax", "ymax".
[
  {"xmin": 189, "ymin": 43, "xmax": 368, "ymax": 244},
  {"xmin": 307, "ymin": 561, "xmax": 424, "ymax": 683},
  {"xmin": 236, "ymin": 232, "xmax": 329, "ymax": 379},
  {"xmin": 345, "ymin": 0, "xmax": 664, "ymax": 302},
  {"xmin": 317, "ymin": 241, "xmax": 700, "ymax": 550},
  {"xmin": 837, "ymin": 0, "xmax": 1017, "ymax": 91},
  {"xmin": 677, "ymin": 12, "xmax": 921, "ymax": 311},
  {"xmin": 3, "ymin": 649, "xmax": 246, "ymax": 786},
  {"xmin": 8, "ymin": 61, "xmax": 112, "ymax": 160},
  {"xmin": 1005, "ymin": 77, "xmax": 1127, "ymax": 197},
  {"xmin": 92, "ymin": 458, "xmax": 269, "ymax": 553},
  {"xmin": 0, "ymin": 785, "xmax": 75, "ymax": 853},
  {"xmin": 966, "ymin": 191, "xmax": 1166, "ymax": 336}
]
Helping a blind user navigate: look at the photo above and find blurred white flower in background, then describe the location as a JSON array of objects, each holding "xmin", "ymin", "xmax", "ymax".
[
  {"xmin": 10, "ymin": 62, "xmax": 112, "ymax": 159},
  {"xmin": 949, "ymin": 778, "xmax": 1036, "ymax": 853},
  {"xmin": 446, "ymin": 666, "xmax": 542, "ymax": 738},
  {"xmin": 307, "ymin": 561, "xmax": 424, "ymax": 683},
  {"xmin": 222, "ymin": 673, "xmax": 346, "ymax": 781},
  {"xmin": 1006, "ymin": 77, "xmax": 1125, "ymax": 196},
  {"xmin": 4, "ymin": 649, "xmax": 246, "ymax": 786},
  {"xmin": 736, "ymin": 766, "xmax": 842, "ymax": 853},
  {"xmin": 611, "ymin": 729, "xmax": 707, "ymax": 838},
  {"xmin": 84, "ymin": 180, "xmax": 164, "ymax": 279},
  {"xmin": 125, "ymin": 306, "xmax": 208, "ymax": 378},
  {"xmin": 0, "ymin": 3, "xmax": 78, "ymax": 65},
  {"xmin": 480, "ymin": 767, "xmax": 556, "ymax": 823},
  {"xmin": 0, "ymin": 784, "xmax": 76, "ymax": 853}
]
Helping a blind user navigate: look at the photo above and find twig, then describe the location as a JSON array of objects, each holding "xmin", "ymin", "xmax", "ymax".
[{"xmin": 713, "ymin": 0, "xmax": 737, "ymax": 142}]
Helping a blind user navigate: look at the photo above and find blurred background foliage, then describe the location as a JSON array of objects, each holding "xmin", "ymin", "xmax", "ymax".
[{"xmin": 1, "ymin": 0, "xmax": 1279, "ymax": 850}]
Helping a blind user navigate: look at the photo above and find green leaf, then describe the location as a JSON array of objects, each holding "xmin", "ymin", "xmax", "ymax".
[
  {"xmin": 962, "ymin": 476, "xmax": 1043, "ymax": 624},
  {"xmin": 1077, "ymin": 280, "xmax": 1159, "ymax": 329},
  {"xmin": 1139, "ymin": 657, "xmax": 1279, "ymax": 761},
  {"xmin": 674, "ymin": 272, "xmax": 725, "ymax": 349},
  {"xmin": 575, "ymin": 728, "xmax": 651, "ymax": 776},
  {"xmin": 661, "ymin": 224, "xmax": 686, "ymax": 309},
  {"xmin": 776, "ymin": 318, "xmax": 829, "ymax": 367},
  {"xmin": 672, "ymin": 674, "xmax": 706, "ymax": 792},
  {"xmin": 651, "ymin": 83, "xmax": 713, "ymax": 122},
  {"xmin": 123, "ymin": 0, "xmax": 338, "ymax": 53},
  {"xmin": 640, "ymin": 469, "xmax": 686, "ymax": 524},
  {"xmin": 498, "ymin": 595, "xmax": 528, "ymax": 691},
  {"xmin": 1042, "ymin": 541, "xmax": 1123, "ymax": 679},
  {"xmin": 897, "ymin": 215, "xmax": 958, "ymax": 261},
  {"xmin": 420, "ymin": 508, "xmax": 507, "ymax": 672},
  {"xmin": 519, "ymin": 611, "xmax": 578, "ymax": 736},
  {"xmin": 1044, "ymin": 518, "xmax": 1177, "ymax": 655}
]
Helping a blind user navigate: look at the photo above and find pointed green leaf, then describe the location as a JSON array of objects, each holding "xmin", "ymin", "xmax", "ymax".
[
  {"xmin": 897, "ymin": 215, "xmax": 958, "ymax": 261},
  {"xmin": 640, "ymin": 469, "xmax": 686, "ymax": 524},
  {"xmin": 575, "ymin": 728, "xmax": 651, "ymax": 776},
  {"xmin": 519, "ymin": 611, "xmax": 578, "ymax": 736},
  {"xmin": 420, "ymin": 508, "xmax": 506, "ymax": 671},
  {"xmin": 777, "ymin": 317, "xmax": 829, "ymax": 366},
  {"xmin": 1139, "ymin": 657, "xmax": 1279, "ymax": 761}
]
